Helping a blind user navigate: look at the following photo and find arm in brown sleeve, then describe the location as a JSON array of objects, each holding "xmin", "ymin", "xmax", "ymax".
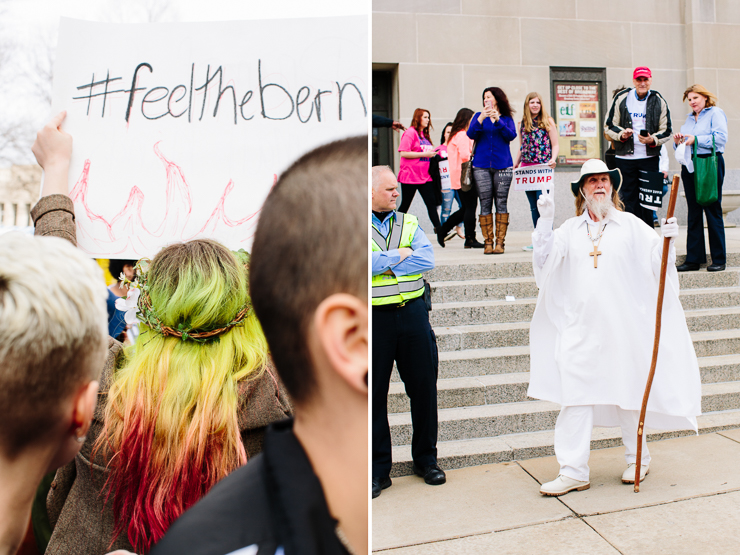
[
  {"xmin": 31, "ymin": 194, "xmax": 77, "ymax": 246},
  {"xmin": 237, "ymin": 359, "xmax": 294, "ymax": 458}
]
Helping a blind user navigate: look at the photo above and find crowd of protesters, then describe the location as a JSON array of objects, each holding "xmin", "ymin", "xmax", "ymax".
[
  {"xmin": 0, "ymin": 113, "xmax": 368, "ymax": 555},
  {"xmin": 380, "ymin": 66, "xmax": 728, "ymax": 268}
]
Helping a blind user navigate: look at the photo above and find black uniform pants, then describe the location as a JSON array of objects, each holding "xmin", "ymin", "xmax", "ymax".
[
  {"xmin": 614, "ymin": 155, "xmax": 659, "ymax": 228},
  {"xmin": 372, "ymin": 297, "xmax": 439, "ymax": 478},
  {"xmin": 682, "ymin": 152, "xmax": 726, "ymax": 265}
]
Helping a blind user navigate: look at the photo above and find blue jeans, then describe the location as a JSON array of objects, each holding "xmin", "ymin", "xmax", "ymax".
[
  {"xmin": 440, "ymin": 189, "xmax": 462, "ymax": 225},
  {"xmin": 525, "ymin": 189, "xmax": 543, "ymax": 228}
]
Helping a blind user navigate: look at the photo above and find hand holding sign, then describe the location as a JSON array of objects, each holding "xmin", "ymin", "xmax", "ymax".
[
  {"xmin": 512, "ymin": 164, "xmax": 554, "ymax": 191},
  {"xmin": 537, "ymin": 187, "xmax": 555, "ymax": 220}
]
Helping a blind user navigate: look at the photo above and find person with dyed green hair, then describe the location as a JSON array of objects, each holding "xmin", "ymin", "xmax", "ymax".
[{"xmin": 31, "ymin": 112, "xmax": 293, "ymax": 555}]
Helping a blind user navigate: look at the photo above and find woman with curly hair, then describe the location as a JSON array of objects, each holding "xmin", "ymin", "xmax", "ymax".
[
  {"xmin": 32, "ymin": 113, "xmax": 292, "ymax": 555},
  {"xmin": 467, "ymin": 87, "xmax": 517, "ymax": 254}
]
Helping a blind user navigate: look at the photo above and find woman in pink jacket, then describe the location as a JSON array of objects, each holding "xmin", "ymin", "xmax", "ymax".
[
  {"xmin": 436, "ymin": 108, "xmax": 483, "ymax": 248},
  {"xmin": 397, "ymin": 108, "xmax": 442, "ymax": 234}
]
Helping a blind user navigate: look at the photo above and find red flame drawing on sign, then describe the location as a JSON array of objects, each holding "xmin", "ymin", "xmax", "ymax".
[{"xmin": 70, "ymin": 142, "xmax": 270, "ymax": 256}]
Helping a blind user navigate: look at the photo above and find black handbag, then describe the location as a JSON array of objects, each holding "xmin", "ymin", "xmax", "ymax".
[{"xmin": 460, "ymin": 141, "xmax": 477, "ymax": 192}]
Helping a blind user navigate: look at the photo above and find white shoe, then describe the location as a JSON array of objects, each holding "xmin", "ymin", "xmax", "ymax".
[
  {"xmin": 522, "ymin": 244, "xmax": 533, "ymax": 251},
  {"xmin": 539, "ymin": 474, "xmax": 590, "ymax": 496},
  {"xmin": 622, "ymin": 463, "xmax": 649, "ymax": 484}
]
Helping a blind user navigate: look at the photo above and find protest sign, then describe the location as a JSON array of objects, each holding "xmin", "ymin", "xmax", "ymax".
[
  {"xmin": 512, "ymin": 164, "xmax": 554, "ymax": 191},
  {"xmin": 51, "ymin": 17, "xmax": 367, "ymax": 258},
  {"xmin": 638, "ymin": 170, "xmax": 665, "ymax": 210}
]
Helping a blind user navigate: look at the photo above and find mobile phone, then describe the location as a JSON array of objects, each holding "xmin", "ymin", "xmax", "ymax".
[
  {"xmin": 640, "ymin": 130, "xmax": 648, "ymax": 137},
  {"xmin": 485, "ymin": 99, "xmax": 492, "ymax": 109}
]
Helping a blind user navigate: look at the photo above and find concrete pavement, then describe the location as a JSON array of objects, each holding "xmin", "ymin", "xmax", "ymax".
[
  {"xmin": 373, "ymin": 225, "xmax": 740, "ymax": 553},
  {"xmin": 372, "ymin": 431, "xmax": 740, "ymax": 554}
]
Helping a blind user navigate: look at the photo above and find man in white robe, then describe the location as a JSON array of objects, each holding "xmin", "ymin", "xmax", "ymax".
[{"xmin": 529, "ymin": 158, "xmax": 701, "ymax": 496}]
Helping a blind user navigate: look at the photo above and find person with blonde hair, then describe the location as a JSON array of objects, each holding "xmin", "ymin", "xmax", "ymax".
[
  {"xmin": 31, "ymin": 112, "xmax": 292, "ymax": 555},
  {"xmin": 514, "ymin": 92, "xmax": 559, "ymax": 250},
  {"xmin": 673, "ymin": 84, "xmax": 728, "ymax": 272},
  {"xmin": 0, "ymin": 231, "xmax": 108, "ymax": 555}
]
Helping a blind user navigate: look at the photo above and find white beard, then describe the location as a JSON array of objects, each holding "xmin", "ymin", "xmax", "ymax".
[{"xmin": 583, "ymin": 192, "xmax": 613, "ymax": 221}]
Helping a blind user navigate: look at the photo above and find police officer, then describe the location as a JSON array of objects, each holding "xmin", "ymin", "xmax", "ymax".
[{"xmin": 371, "ymin": 165, "xmax": 445, "ymax": 499}]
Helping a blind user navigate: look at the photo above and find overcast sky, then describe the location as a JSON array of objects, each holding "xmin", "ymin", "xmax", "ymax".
[{"xmin": 0, "ymin": 0, "xmax": 369, "ymax": 164}]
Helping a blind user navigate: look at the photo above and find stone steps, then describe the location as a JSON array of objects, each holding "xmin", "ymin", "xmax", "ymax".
[
  {"xmin": 389, "ymin": 408, "xmax": 740, "ymax": 477},
  {"xmin": 389, "ymin": 326, "xmax": 740, "ymax": 384},
  {"xmin": 429, "ymin": 287, "xmax": 740, "ymax": 327},
  {"xmin": 424, "ymin": 257, "xmax": 740, "ymax": 282},
  {"xmin": 391, "ymin": 329, "xmax": 740, "ymax": 382},
  {"xmin": 388, "ymin": 381, "xmax": 740, "ymax": 448},
  {"xmin": 430, "ymin": 269, "xmax": 740, "ymax": 303},
  {"xmin": 385, "ymin": 253, "xmax": 740, "ymax": 477},
  {"xmin": 388, "ymin": 353, "xmax": 740, "ymax": 412}
]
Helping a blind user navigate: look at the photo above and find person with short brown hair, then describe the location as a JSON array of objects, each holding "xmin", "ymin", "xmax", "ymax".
[{"xmin": 150, "ymin": 136, "xmax": 369, "ymax": 555}]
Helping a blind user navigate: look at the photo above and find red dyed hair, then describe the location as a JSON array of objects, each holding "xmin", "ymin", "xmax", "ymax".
[{"xmin": 410, "ymin": 108, "xmax": 433, "ymax": 143}]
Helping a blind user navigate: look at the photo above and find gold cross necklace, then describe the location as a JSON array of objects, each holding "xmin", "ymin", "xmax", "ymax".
[{"xmin": 587, "ymin": 221, "xmax": 607, "ymax": 268}]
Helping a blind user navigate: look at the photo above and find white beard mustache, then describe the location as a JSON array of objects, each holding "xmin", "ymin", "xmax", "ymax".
[{"xmin": 582, "ymin": 190, "xmax": 614, "ymax": 221}]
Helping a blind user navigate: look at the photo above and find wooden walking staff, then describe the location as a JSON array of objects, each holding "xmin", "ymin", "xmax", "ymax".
[{"xmin": 634, "ymin": 174, "xmax": 680, "ymax": 492}]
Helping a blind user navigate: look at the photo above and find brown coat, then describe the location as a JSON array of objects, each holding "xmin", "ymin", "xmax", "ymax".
[{"xmin": 32, "ymin": 195, "xmax": 293, "ymax": 555}]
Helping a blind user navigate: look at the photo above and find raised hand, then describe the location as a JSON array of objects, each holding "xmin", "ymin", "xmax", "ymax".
[
  {"xmin": 32, "ymin": 111, "xmax": 73, "ymax": 197},
  {"xmin": 537, "ymin": 188, "xmax": 555, "ymax": 220},
  {"xmin": 32, "ymin": 111, "xmax": 72, "ymax": 172}
]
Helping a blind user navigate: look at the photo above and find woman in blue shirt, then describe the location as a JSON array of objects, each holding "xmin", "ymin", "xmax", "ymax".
[
  {"xmin": 673, "ymin": 84, "xmax": 728, "ymax": 272},
  {"xmin": 467, "ymin": 87, "xmax": 517, "ymax": 254}
]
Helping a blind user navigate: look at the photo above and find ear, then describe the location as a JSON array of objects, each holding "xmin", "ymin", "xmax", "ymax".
[
  {"xmin": 69, "ymin": 380, "xmax": 100, "ymax": 439},
  {"xmin": 312, "ymin": 293, "xmax": 368, "ymax": 396}
]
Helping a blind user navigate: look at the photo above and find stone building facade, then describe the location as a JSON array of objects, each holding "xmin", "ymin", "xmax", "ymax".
[
  {"xmin": 373, "ymin": 0, "xmax": 740, "ymax": 230},
  {"xmin": 0, "ymin": 165, "xmax": 42, "ymax": 229}
]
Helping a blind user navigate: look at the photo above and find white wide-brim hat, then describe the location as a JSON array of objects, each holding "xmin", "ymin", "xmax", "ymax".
[{"xmin": 570, "ymin": 159, "xmax": 622, "ymax": 197}]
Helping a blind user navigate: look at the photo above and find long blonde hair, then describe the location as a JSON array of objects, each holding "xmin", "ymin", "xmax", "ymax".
[{"xmin": 522, "ymin": 92, "xmax": 552, "ymax": 133}]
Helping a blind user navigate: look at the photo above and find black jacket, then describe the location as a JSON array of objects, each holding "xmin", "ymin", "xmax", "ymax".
[
  {"xmin": 150, "ymin": 419, "xmax": 351, "ymax": 555},
  {"xmin": 604, "ymin": 88, "xmax": 672, "ymax": 157}
]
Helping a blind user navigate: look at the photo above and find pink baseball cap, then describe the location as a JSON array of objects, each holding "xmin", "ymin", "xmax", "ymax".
[{"xmin": 633, "ymin": 67, "xmax": 652, "ymax": 79}]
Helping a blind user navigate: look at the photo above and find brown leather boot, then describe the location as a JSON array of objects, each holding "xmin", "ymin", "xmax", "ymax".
[
  {"xmin": 479, "ymin": 214, "xmax": 494, "ymax": 254},
  {"xmin": 492, "ymin": 213, "xmax": 509, "ymax": 254}
]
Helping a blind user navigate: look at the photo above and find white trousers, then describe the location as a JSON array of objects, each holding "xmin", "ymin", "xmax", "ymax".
[{"xmin": 554, "ymin": 405, "xmax": 651, "ymax": 482}]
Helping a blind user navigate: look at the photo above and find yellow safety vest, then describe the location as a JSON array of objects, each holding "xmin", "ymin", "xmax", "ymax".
[{"xmin": 371, "ymin": 212, "xmax": 425, "ymax": 306}]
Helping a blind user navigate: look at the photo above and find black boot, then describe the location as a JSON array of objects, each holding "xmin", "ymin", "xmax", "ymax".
[{"xmin": 464, "ymin": 234, "xmax": 484, "ymax": 249}]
